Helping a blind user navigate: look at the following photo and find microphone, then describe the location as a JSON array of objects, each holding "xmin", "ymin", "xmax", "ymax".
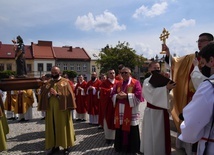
[{"xmin": 195, "ymin": 51, "xmax": 199, "ymax": 58}]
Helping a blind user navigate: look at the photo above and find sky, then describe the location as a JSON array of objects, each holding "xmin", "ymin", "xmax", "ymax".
[{"xmin": 0, "ymin": 0, "xmax": 214, "ymax": 59}]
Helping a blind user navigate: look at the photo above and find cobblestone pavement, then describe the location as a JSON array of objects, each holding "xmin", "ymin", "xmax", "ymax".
[{"xmin": 0, "ymin": 102, "xmax": 186, "ymax": 155}]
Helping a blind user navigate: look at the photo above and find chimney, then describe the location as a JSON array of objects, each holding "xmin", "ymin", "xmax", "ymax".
[
  {"xmin": 69, "ymin": 46, "xmax": 72, "ymax": 51},
  {"xmin": 38, "ymin": 40, "xmax": 52, "ymax": 46}
]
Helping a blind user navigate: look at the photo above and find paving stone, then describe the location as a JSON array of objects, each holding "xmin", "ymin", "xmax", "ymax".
[{"xmin": 0, "ymin": 101, "xmax": 186, "ymax": 155}]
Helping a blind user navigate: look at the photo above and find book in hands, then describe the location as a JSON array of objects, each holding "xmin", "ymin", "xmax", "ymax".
[{"xmin": 149, "ymin": 70, "xmax": 174, "ymax": 87}]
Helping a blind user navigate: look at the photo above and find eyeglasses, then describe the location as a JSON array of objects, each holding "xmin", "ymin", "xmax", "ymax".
[
  {"xmin": 109, "ymin": 72, "xmax": 115, "ymax": 74},
  {"xmin": 196, "ymin": 39, "xmax": 209, "ymax": 43},
  {"xmin": 121, "ymin": 72, "xmax": 129, "ymax": 74}
]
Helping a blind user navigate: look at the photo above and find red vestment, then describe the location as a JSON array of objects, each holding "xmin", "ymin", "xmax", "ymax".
[
  {"xmin": 74, "ymin": 80, "xmax": 87, "ymax": 114},
  {"xmin": 115, "ymin": 74, "xmax": 123, "ymax": 82},
  {"xmin": 86, "ymin": 79, "xmax": 102, "ymax": 115},
  {"xmin": 98, "ymin": 79, "xmax": 118, "ymax": 128},
  {"xmin": 68, "ymin": 80, "xmax": 75, "ymax": 91}
]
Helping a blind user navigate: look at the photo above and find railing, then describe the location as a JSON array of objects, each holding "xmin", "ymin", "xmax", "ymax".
[{"xmin": 27, "ymin": 71, "xmax": 51, "ymax": 78}]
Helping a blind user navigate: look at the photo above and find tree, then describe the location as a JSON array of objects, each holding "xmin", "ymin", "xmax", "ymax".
[
  {"xmin": 96, "ymin": 41, "xmax": 144, "ymax": 74},
  {"xmin": 62, "ymin": 70, "xmax": 77, "ymax": 79}
]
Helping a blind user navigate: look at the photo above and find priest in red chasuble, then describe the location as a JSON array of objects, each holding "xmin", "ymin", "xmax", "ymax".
[
  {"xmin": 99, "ymin": 69, "xmax": 118, "ymax": 144},
  {"xmin": 86, "ymin": 72, "xmax": 102, "ymax": 125},
  {"xmin": 74, "ymin": 74, "xmax": 88, "ymax": 121},
  {"xmin": 111, "ymin": 67, "xmax": 144, "ymax": 153}
]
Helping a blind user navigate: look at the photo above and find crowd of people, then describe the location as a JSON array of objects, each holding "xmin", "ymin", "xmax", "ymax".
[{"xmin": 0, "ymin": 32, "xmax": 214, "ymax": 155}]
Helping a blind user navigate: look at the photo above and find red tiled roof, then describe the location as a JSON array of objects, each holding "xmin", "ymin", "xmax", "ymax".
[
  {"xmin": 0, "ymin": 40, "xmax": 91, "ymax": 60},
  {"xmin": 31, "ymin": 41, "xmax": 54, "ymax": 59},
  {"xmin": 0, "ymin": 43, "xmax": 33, "ymax": 59},
  {"xmin": 53, "ymin": 46, "xmax": 90, "ymax": 60}
]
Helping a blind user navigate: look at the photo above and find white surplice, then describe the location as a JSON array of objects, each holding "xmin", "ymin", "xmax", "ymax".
[
  {"xmin": 103, "ymin": 118, "xmax": 115, "ymax": 140},
  {"xmin": 190, "ymin": 66, "xmax": 207, "ymax": 90},
  {"xmin": 140, "ymin": 76, "xmax": 171, "ymax": 155},
  {"xmin": 179, "ymin": 74, "xmax": 214, "ymax": 155}
]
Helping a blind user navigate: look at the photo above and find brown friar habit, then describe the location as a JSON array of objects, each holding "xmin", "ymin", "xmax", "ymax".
[{"xmin": 38, "ymin": 77, "xmax": 76, "ymax": 111}]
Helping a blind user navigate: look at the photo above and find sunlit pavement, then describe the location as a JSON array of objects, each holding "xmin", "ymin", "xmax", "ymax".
[{"xmin": 1, "ymin": 101, "xmax": 186, "ymax": 155}]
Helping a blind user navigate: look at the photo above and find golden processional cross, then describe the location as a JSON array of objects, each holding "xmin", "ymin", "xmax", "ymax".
[{"xmin": 160, "ymin": 28, "xmax": 170, "ymax": 54}]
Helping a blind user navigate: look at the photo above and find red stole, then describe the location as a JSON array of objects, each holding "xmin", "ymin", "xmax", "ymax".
[{"xmin": 115, "ymin": 78, "xmax": 136, "ymax": 132}]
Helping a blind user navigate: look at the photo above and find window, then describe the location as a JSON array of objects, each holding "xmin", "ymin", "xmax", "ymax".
[
  {"xmin": 38, "ymin": 63, "xmax": 43, "ymax": 71},
  {"xmin": 64, "ymin": 64, "xmax": 68, "ymax": 71},
  {"xmin": 47, "ymin": 63, "xmax": 52, "ymax": 71},
  {"xmin": 0, "ymin": 64, "xmax": 4, "ymax": 71},
  {"xmin": 92, "ymin": 65, "xmax": 96, "ymax": 72},
  {"xmin": 56, "ymin": 63, "xmax": 60, "ymax": 68},
  {"xmin": 77, "ymin": 64, "xmax": 81, "ymax": 72},
  {"xmin": 6, "ymin": 64, "xmax": 12, "ymax": 70},
  {"xmin": 83, "ymin": 64, "xmax": 87, "ymax": 71},
  {"xmin": 70, "ymin": 64, "xmax": 74, "ymax": 71},
  {"xmin": 26, "ymin": 64, "xmax": 32, "ymax": 72}
]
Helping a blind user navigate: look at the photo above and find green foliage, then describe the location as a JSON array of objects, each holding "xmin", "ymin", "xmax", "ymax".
[
  {"xmin": 96, "ymin": 41, "xmax": 146, "ymax": 74},
  {"xmin": 62, "ymin": 70, "xmax": 77, "ymax": 79},
  {"xmin": 0, "ymin": 70, "xmax": 16, "ymax": 80}
]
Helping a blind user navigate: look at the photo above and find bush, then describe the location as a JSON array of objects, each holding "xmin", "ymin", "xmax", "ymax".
[{"xmin": 0, "ymin": 70, "xmax": 16, "ymax": 80}]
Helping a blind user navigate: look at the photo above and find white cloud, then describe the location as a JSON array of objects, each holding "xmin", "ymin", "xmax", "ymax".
[
  {"xmin": 134, "ymin": 42, "xmax": 159, "ymax": 59},
  {"xmin": 75, "ymin": 10, "xmax": 126, "ymax": 33},
  {"xmin": 171, "ymin": 18, "xmax": 196, "ymax": 31},
  {"xmin": 133, "ymin": 2, "xmax": 168, "ymax": 18}
]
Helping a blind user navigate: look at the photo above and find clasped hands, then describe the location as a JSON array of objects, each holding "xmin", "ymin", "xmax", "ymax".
[
  {"xmin": 50, "ymin": 88, "xmax": 58, "ymax": 96},
  {"xmin": 88, "ymin": 86, "xmax": 94, "ymax": 90},
  {"xmin": 117, "ymin": 91, "xmax": 128, "ymax": 99},
  {"xmin": 78, "ymin": 86, "xmax": 83, "ymax": 90}
]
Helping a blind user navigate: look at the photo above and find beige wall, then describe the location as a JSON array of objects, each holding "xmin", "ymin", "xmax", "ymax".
[
  {"xmin": 0, "ymin": 59, "xmax": 34, "ymax": 77},
  {"xmin": 0, "ymin": 59, "xmax": 16, "ymax": 71},
  {"xmin": 90, "ymin": 60, "xmax": 100, "ymax": 77}
]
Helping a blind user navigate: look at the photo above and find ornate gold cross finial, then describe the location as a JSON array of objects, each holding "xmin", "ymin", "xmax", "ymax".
[{"xmin": 160, "ymin": 28, "xmax": 170, "ymax": 54}]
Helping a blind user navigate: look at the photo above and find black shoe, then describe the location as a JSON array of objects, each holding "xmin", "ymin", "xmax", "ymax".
[
  {"xmin": 106, "ymin": 139, "xmax": 114, "ymax": 145},
  {"xmin": 18, "ymin": 118, "xmax": 29, "ymax": 122},
  {"xmin": 53, "ymin": 147, "xmax": 60, "ymax": 153},
  {"xmin": 63, "ymin": 148, "xmax": 69, "ymax": 155},
  {"xmin": 46, "ymin": 147, "xmax": 59, "ymax": 155},
  {"xmin": 98, "ymin": 126, "xmax": 103, "ymax": 129},
  {"xmin": 46, "ymin": 148, "xmax": 54, "ymax": 155},
  {"xmin": 76, "ymin": 118, "xmax": 81, "ymax": 121},
  {"xmin": 106, "ymin": 139, "xmax": 111, "ymax": 144},
  {"xmin": 7, "ymin": 117, "xmax": 16, "ymax": 120},
  {"xmin": 81, "ymin": 119, "xmax": 86, "ymax": 122},
  {"xmin": 41, "ymin": 117, "xmax": 45, "ymax": 120}
]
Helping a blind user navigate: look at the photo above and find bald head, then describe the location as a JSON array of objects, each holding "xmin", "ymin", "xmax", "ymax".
[{"xmin": 51, "ymin": 66, "xmax": 61, "ymax": 80}]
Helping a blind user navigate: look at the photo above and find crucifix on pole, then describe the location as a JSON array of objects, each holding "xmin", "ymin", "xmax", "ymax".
[{"xmin": 160, "ymin": 28, "xmax": 170, "ymax": 54}]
